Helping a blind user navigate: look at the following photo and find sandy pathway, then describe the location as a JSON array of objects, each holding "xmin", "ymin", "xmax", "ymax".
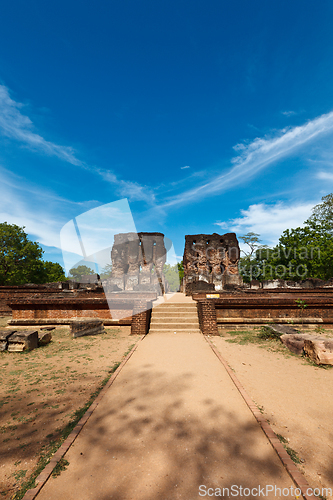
[
  {"xmin": 36, "ymin": 332, "xmax": 295, "ymax": 500},
  {"xmin": 212, "ymin": 337, "xmax": 333, "ymax": 497}
]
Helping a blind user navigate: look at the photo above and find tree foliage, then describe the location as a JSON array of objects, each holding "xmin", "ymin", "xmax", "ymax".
[
  {"xmin": 238, "ymin": 232, "xmax": 267, "ymax": 282},
  {"xmin": 68, "ymin": 265, "xmax": 95, "ymax": 282},
  {"xmin": 163, "ymin": 263, "xmax": 182, "ymax": 292},
  {"xmin": 0, "ymin": 222, "xmax": 66, "ymax": 285},
  {"xmin": 307, "ymin": 193, "xmax": 333, "ymax": 230},
  {"xmin": 239, "ymin": 232, "xmax": 263, "ymax": 256},
  {"xmin": 99, "ymin": 263, "xmax": 112, "ymax": 280},
  {"xmin": 177, "ymin": 260, "xmax": 184, "ymax": 280},
  {"xmin": 41, "ymin": 261, "xmax": 67, "ymax": 283},
  {"xmin": 238, "ymin": 196, "xmax": 333, "ymax": 282}
]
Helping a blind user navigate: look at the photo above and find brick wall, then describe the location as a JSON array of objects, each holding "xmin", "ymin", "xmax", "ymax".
[
  {"xmin": 131, "ymin": 300, "xmax": 152, "ymax": 335},
  {"xmin": 193, "ymin": 290, "xmax": 333, "ymax": 331},
  {"xmin": 0, "ymin": 286, "xmax": 66, "ymax": 316},
  {"xmin": 7, "ymin": 295, "xmax": 154, "ymax": 332},
  {"xmin": 197, "ymin": 300, "xmax": 218, "ymax": 335}
]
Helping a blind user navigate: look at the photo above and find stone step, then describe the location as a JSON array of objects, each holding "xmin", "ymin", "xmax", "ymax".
[
  {"xmin": 152, "ymin": 314, "xmax": 198, "ymax": 323},
  {"xmin": 149, "ymin": 328, "xmax": 202, "ymax": 334},
  {"xmin": 153, "ymin": 307, "xmax": 197, "ymax": 313},
  {"xmin": 150, "ymin": 321, "xmax": 199, "ymax": 327},
  {"xmin": 154, "ymin": 303, "xmax": 197, "ymax": 308},
  {"xmin": 149, "ymin": 299, "xmax": 200, "ymax": 334},
  {"xmin": 151, "ymin": 318, "xmax": 199, "ymax": 325}
]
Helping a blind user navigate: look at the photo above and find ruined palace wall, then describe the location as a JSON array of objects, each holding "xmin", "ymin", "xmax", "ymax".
[
  {"xmin": 183, "ymin": 232, "xmax": 242, "ymax": 293},
  {"xmin": 110, "ymin": 232, "xmax": 167, "ymax": 293}
]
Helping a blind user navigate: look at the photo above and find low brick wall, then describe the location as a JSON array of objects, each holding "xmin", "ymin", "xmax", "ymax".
[
  {"xmin": 197, "ymin": 300, "xmax": 218, "ymax": 335},
  {"xmin": 131, "ymin": 300, "xmax": 152, "ymax": 336},
  {"xmin": 0, "ymin": 285, "xmax": 106, "ymax": 316},
  {"xmin": 193, "ymin": 289, "xmax": 333, "ymax": 334},
  {"xmin": 7, "ymin": 293, "xmax": 156, "ymax": 336},
  {"xmin": 0, "ymin": 286, "xmax": 66, "ymax": 316}
]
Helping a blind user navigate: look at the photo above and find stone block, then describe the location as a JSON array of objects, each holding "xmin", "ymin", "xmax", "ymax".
[
  {"xmin": 280, "ymin": 333, "xmax": 329, "ymax": 357},
  {"xmin": 38, "ymin": 330, "xmax": 52, "ymax": 346},
  {"xmin": 7, "ymin": 330, "xmax": 38, "ymax": 352},
  {"xmin": 280, "ymin": 333, "xmax": 311, "ymax": 355},
  {"xmin": 0, "ymin": 329, "xmax": 16, "ymax": 351},
  {"xmin": 70, "ymin": 319, "xmax": 106, "ymax": 338},
  {"xmin": 304, "ymin": 338, "xmax": 333, "ymax": 365},
  {"xmin": 266, "ymin": 324, "xmax": 299, "ymax": 337},
  {"xmin": 186, "ymin": 281, "xmax": 215, "ymax": 295}
]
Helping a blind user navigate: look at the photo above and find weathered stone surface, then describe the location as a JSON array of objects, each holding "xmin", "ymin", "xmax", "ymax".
[
  {"xmin": 38, "ymin": 331, "xmax": 52, "ymax": 346},
  {"xmin": 70, "ymin": 319, "xmax": 106, "ymax": 338},
  {"xmin": 183, "ymin": 233, "xmax": 242, "ymax": 294},
  {"xmin": 0, "ymin": 329, "xmax": 16, "ymax": 351},
  {"xmin": 109, "ymin": 232, "xmax": 167, "ymax": 294},
  {"xmin": 79, "ymin": 274, "xmax": 100, "ymax": 284},
  {"xmin": 265, "ymin": 324, "xmax": 299, "ymax": 336},
  {"xmin": 185, "ymin": 281, "xmax": 216, "ymax": 295},
  {"xmin": 280, "ymin": 333, "xmax": 314, "ymax": 355},
  {"xmin": 7, "ymin": 330, "xmax": 38, "ymax": 352},
  {"xmin": 304, "ymin": 338, "xmax": 333, "ymax": 365}
]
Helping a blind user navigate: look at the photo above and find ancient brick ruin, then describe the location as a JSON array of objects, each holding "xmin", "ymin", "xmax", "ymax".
[
  {"xmin": 183, "ymin": 233, "xmax": 242, "ymax": 294},
  {"xmin": 107, "ymin": 232, "xmax": 166, "ymax": 294},
  {"xmin": 3, "ymin": 230, "xmax": 333, "ymax": 344},
  {"xmin": 1, "ymin": 232, "xmax": 169, "ymax": 335}
]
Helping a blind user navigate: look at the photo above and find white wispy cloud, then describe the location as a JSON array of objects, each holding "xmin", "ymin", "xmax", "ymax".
[
  {"xmin": 162, "ymin": 110, "xmax": 333, "ymax": 208},
  {"xmin": 0, "ymin": 85, "xmax": 83, "ymax": 166},
  {"xmin": 181, "ymin": 165, "xmax": 190, "ymax": 169},
  {"xmin": 316, "ymin": 171, "xmax": 333, "ymax": 181},
  {"xmin": 281, "ymin": 110, "xmax": 296, "ymax": 116},
  {"xmin": 0, "ymin": 167, "xmax": 96, "ymax": 248},
  {"xmin": 0, "ymin": 189, "xmax": 63, "ymax": 249},
  {"xmin": 98, "ymin": 169, "xmax": 156, "ymax": 204},
  {"xmin": 215, "ymin": 201, "xmax": 317, "ymax": 247},
  {"xmin": 0, "ymin": 83, "xmax": 155, "ymax": 204}
]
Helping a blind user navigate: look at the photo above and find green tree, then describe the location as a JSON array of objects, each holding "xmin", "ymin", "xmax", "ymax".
[
  {"xmin": 42, "ymin": 261, "xmax": 67, "ymax": 283},
  {"xmin": 177, "ymin": 260, "xmax": 184, "ymax": 280},
  {"xmin": 0, "ymin": 222, "xmax": 66, "ymax": 285},
  {"xmin": 0, "ymin": 222, "xmax": 44, "ymax": 285},
  {"xmin": 163, "ymin": 263, "xmax": 181, "ymax": 292},
  {"xmin": 307, "ymin": 193, "xmax": 333, "ymax": 230},
  {"xmin": 68, "ymin": 265, "xmax": 95, "ymax": 282},
  {"xmin": 239, "ymin": 232, "xmax": 262, "ymax": 257},
  {"xmin": 238, "ymin": 232, "xmax": 268, "ymax": 282},
  {"xmin": 237, "ymin": 196, "xmax": 333, "ymax": 282},
  {"xmin": 269, "ymin": 224, "xmax": 333, "ymax": 281},
  {"xmin": 100, "ymin": 263, "xmax": 112, "ymax": 280}
]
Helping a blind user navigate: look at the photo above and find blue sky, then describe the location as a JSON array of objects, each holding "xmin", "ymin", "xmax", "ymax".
[{"xmin": 1, "ymin": 0, "xmax": 333, "ymax": 271}]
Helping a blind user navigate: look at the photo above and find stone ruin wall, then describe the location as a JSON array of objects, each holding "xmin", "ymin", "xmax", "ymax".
[
  {"xmin": 183, "ymin": 232, "xmax": 243, "ymax": 293},
  {"xmin": 108, "ymin": 232, "xmax": 167, "ymax": 294}
]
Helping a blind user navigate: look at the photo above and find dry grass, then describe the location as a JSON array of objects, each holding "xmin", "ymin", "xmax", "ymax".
[
  {"xmin": 219, "ymin": 327, "xmax": 333, "ymax": 367},
  {"xmin": 0, "ymin": 322, "xmax": 139, "ymax": 499}
]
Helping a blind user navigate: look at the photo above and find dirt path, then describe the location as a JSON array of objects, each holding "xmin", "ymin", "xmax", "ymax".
[
  {"xmin": 35, "ymin": 331, "xmax": 296, "ymax": 500},
  {"xmin": 212, "ymin": 336, "xmax": 333, "ymax": 498}
]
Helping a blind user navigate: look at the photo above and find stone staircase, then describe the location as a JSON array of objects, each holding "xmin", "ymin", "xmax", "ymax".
[{"xmin": 148, "ymin": 301, "xmax": 201, "ymax": 334}]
